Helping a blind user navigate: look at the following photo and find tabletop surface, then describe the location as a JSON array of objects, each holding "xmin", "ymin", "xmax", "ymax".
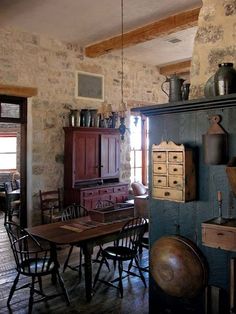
[{"xmin": 26, "ymin": 216, "xmax": 130, "ymax": 245}]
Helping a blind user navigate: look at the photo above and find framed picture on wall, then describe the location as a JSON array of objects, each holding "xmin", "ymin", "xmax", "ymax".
[{"xmin": 75, "ymin": 71, "xmax": 104, "ymax": 101}]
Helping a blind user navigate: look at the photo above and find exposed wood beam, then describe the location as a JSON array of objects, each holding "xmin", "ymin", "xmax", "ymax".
[
  {"xmin": 159, "ymin": 60, "xmax": 191, "ymax": 76},
  {"xmin": 85, "ymin": 7, "xmax": 200, "ymax": 58},
  {"xmin": 0, "ymin": 84, "xmax": 38, "ymax": 97}
]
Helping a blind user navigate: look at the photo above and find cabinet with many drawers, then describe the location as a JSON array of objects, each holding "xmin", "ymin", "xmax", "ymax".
[{"xmin": 152, "ymin": 141, "xmax": 196, "ymax": 202}]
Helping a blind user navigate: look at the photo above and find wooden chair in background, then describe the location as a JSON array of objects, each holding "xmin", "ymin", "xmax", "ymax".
[
  {"xmin": 39, "ymin": 189, "xmax": 62, "ymax": 224},
  {"xmin": 4, "ymin": 181, "xmax": 21, "ymax": 223},
  {"xmin": 61, "ymin": 204, "xmax": 88, "ymax": 276}
]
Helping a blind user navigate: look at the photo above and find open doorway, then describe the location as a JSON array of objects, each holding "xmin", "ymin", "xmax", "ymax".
[{"xmin": 0, "ymin": 95, "xmax": 27, "ymax": 227}]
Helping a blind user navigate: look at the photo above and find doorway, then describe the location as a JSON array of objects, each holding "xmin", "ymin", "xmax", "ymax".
[{"xmin": 0, "ymin": 95, "xmax": 27, "ymax": 227}]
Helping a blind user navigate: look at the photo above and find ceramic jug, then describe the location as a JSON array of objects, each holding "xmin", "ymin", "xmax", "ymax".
[
  {"xmin": 214, "ymin": 62, "xmax": 236, "ymax": 96},
  {"xmin": 161, "ymin": 74, "xmax": 185, "ymax": 102}
]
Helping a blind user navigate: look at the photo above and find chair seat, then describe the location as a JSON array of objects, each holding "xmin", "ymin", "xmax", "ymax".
[
  {"xmin": 103, "ymin": 246, "xmax": 136, "ymax": 261},
  {"xmin": 20, "ymin": 258, "xmax": 55, "ymax": 275}
]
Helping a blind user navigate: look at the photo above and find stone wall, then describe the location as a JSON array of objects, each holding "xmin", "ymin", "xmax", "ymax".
[
  {"xmin": 0, "ymin": 26, "xmax": 167, "ymax": 223},
  {"xmin": 190, "ymin": 0, "xmax": 236, "ymax": 98}
]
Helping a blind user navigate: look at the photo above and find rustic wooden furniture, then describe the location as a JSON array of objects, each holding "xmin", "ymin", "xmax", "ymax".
[
  {"xmin": 152, "ymin": 140, "xmax": 196, "ymax": 202},
  {"xmin": 202, "ymin": 219, "xmax": 236, "ymax": 313},
  {"xmin": 39, "ymin": 189, "xmax": 62, "ymax": 224},
  {"xmin": 63, "ymin": 127, "xmax": 129, "ymax": 208},
  {"xmin": 202, "ymin": 218, "xmax": 236, "ymax": 252},
  {"xmin": 132, "ymin": 93, "xmax": 236, "ymax": 313},
  {"xmin": 89, "ymin": 202, "xmax": 134, "ymax": 223},
  {"xmin": 26, "ymin": 216, "xmax": 135, "ymax": 301},
  {"xmin": 61, "ymin": 204, "xmax": 89, "ymax": 274},
  {"xmin": 5, "ymin": 222, "xmax": 70, "ymax": 313},
  {"xmin": 93, "ymin": 217, "xmax": 147, "ymax": 298},
  {"xmin": 4, "ymin": 182, "xmax": 21, "ymax": 223}
]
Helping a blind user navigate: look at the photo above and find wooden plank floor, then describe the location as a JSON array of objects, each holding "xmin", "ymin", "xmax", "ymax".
[{"xmin": 0, "ymin": 211, "xmax": 149, "ymax": 314}]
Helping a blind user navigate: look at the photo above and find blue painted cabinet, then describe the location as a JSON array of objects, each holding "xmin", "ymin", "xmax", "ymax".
[{"xmin": 133, "ymin": 94, "xmax": 236, "ymax": 313}]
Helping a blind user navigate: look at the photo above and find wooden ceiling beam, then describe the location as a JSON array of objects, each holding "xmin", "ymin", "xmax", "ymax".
[
  {"xmin": 85, "ymin": 7, "xmax": 200, "ymax": 58},
  {"xmin": 0, "ymin": 84, "xmax": 38, "ymax": 97},
  {"xmin": 159, "ymin": 60, "xmax": 191, "ymax": 76}
]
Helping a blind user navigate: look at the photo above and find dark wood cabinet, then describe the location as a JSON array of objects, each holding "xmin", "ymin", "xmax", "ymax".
[{"xmin": 63, "ymin": 127, "xmax": 128, "ymax": 208}]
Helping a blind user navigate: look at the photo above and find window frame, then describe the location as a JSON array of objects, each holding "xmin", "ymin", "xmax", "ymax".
[{"xmin": 130, "ymin": 114, "xmax": 149, "ymax": 186}]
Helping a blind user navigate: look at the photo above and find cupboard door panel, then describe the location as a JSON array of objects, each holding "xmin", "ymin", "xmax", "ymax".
[
  {"xmin": 74, "ymin": 132, "xmax": 99, "ymax": 181},
  {"xmin": 101, "ymin": 133, "xmax": 120, "ymax": 178}
]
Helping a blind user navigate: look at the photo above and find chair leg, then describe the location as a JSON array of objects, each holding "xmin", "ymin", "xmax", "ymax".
[
  {"xmin": 134, "ymin": 256, "xmax": 146, "ymax": 287},
  {"xmin": 38, "ymin": 276, "xmax": 43, "ymax": 294},
  {"xmin": 7, "ymin": 272, "xmax": 20, "ymax": 306},
  {"xmin": 78, "ymin": 249, "xmax": 83, "ymax": 279},
  {"xmin": 56, "ymin": 270, "xmax": 70, "ymax": 305},
  {"xmin": 29, "ymin": 276, "xmax": 36, "ymax": 314},
  {"xmin": 118, "ymin": 261, "xmax": 124, "ymax": 298},
  {"xmin": 63, "ymin": 245, "xmax": 74, "ymax": 272},
  {"xmin": 93, "ymin": 256, "xmax": 106, "ymax": 288}
]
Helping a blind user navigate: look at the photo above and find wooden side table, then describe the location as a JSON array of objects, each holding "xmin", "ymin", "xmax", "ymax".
[{"xmin": 202, "ymin": 218, "xmax": 236, "ymax": 313}]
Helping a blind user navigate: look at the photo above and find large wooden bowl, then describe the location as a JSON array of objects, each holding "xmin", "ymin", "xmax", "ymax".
[{"xmin": 150, "ymin": 235, "xmax": 208, "ymax": 298}]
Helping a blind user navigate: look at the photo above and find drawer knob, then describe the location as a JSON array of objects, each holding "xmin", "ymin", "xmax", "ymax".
[
  {"xmin": 217, "ymin": 232, "xmax": 224, "ymax": 236},
  {"xmin": 164, "ymin": 192, "xmax": 170, "ymax": 196},
  {"xmin": 158, "ymin": 167, "xmax": 162, "ymax": 170},
  {"xmin": 158, "ymin": 180, "xmax": 162, "ymax": 183},
  {"xmin": 157, "ymin": 155, "xmax": 161, "ymax": 159},
  {"xmin": 173, "ymin": 180, "xmax": 178, "ymax": 184},
  {"xmin": 173, "ymin": 156, "xmax": 177, "ymax": 159},
  {"xmin": 173, "ymin": 168, "xmax": 178, "ymax": 172}
]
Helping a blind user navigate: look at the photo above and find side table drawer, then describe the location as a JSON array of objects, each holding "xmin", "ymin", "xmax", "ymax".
[{"xmin": 202, "ymin": 226, "xmax": 236, "ymax": 251}]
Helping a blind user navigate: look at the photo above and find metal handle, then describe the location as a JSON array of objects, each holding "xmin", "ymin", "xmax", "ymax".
[{"xmin": 164, "ymin": 192, "xmax": 170, "ymax": 196}]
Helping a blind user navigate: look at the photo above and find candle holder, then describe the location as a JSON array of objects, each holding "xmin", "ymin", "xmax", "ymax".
[{"xmin": 213, "ymin": 191, "xmax": 227, "ymax": 224}]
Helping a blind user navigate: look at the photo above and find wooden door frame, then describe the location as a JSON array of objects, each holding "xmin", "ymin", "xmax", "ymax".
[
  {"xmin": 0, "ymin": 95, "xmax": 28, "ymax": 227},
  {"xmin": 0, "ymin": 84, "xmax": 37, "ymax": 227}
]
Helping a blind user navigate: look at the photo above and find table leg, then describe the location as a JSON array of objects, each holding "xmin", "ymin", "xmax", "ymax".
[
  {"xmin": 50, "ymin": 243, "xmax": 59, "ymax": 284},
  {"xmin": 82, "ymin": 243, "xmax": 94, "ymax": 301}
]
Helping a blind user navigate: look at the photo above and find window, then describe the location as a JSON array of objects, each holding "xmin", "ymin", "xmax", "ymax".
[
  {"xmin": 130, "ymin": 115, "xmax": 149, "ymax": 185},
  {"xmin": 0, "ymin": 133, "xmax": 17, "ymax": 170}
]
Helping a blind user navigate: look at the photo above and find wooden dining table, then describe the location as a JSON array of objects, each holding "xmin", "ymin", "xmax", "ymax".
[{"xmin": 26, "ymin": 216, "xmax": 131, "ymax": 301}]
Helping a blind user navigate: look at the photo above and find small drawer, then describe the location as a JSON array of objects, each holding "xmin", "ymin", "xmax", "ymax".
[
  {"xmin": 153, "ymin": 175, "xmax": 167, "ymax": 187},
  {"xmin": 153, "ymin": 151, "xmax": 166, "ymax": 162},
  {"xmin": 202, "ymin": 227, "xmax": 236, "ymax": 251},
  {"xmin": 152, "ymin": 187, "xmax": 183, "ymax": 201},
  {"xmin": 99, "ymin": 188, "xmax": 113, "ymax": 195},
  {"xmin": 114, "ymin": 186, "xmax": 127, "ymax": 193},
  {"xmin": 168, "ymin": 164, "xmax": 183, "ymax": 175},
  {"xmin": 82, "ymin": 189, "xmax": 99, "ymax": 197},
  {"xmin": 153, "ymin": 163, "xmax": 167, "ymax": 174},
  {"xmin": 169, "ymin": 175, "xmax": 183, "ymax": 188},
  {"xmin": 168, "ymin": 152, "xmax": 183, "ymax": 163}
]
